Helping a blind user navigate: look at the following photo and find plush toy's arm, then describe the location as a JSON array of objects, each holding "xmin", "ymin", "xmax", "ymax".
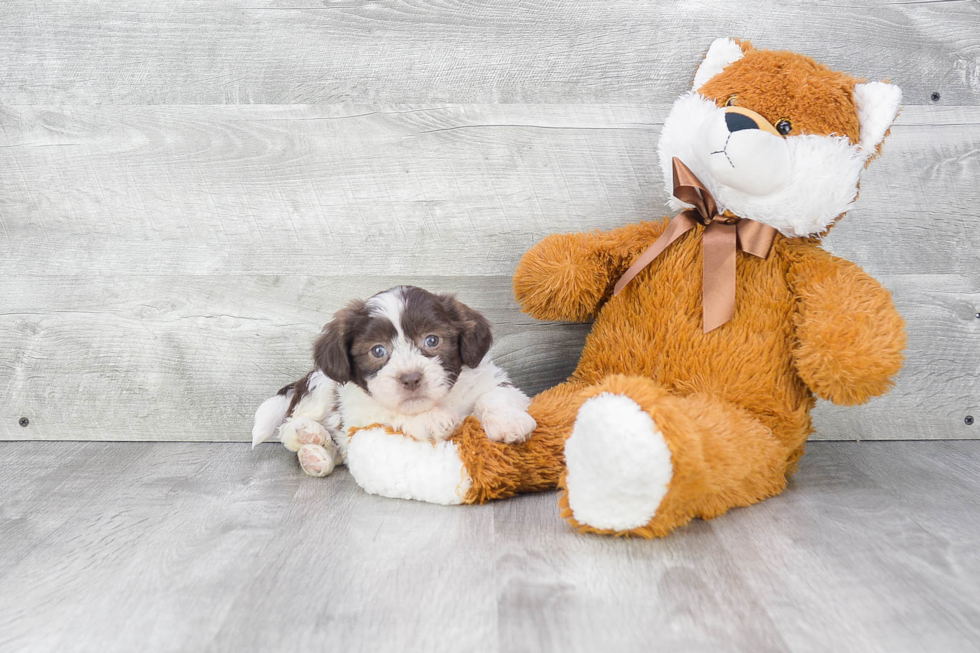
[
  {"xmin": 786, "ymin": 243, "xmax": 906, "ymax": 406},
  {"xmin": 513, "ymin": 219, "xmax": 669, "ymax": 321}
]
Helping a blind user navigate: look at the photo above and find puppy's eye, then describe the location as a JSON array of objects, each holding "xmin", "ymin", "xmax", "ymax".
[
  {"xmin": 726, "ymin": 95, "xmax": 738, "ymax": 107},
  {"xmin": 423, "ymin": 335, "xmax": 440, "ymax": 348},
  {"xmin": 370, "ymin": 345, "xmax": 387, "ymax": 358},
  {"xmin": 776, "ymin": 119, "xmax": 793, "ymax": 136}
]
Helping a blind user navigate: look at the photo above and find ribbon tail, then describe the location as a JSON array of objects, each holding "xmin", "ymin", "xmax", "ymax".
[
  {"xmin": 702, "ymin": 222, "xmax": 737, "ymax": 333},
  {"xmin": 613, "ymin": 213, "xmax": 697, "ymax": 296},
  {"xmin": 737, "ymin": 219, "xmax": 777, "ymax": 259}
]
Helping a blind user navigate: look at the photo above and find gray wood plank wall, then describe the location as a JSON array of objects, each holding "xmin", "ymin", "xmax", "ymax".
[{"xmin": 1, "ymin": 1, "xmax": 978, "ymax": 441}]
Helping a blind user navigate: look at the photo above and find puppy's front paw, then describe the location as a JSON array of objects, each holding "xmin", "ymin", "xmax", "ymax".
[
  {"xmin": 483, "ymin": 409, "xmax": 536, "ymax": 444},
  {"xmin": 298, "ymin": 444, "xmax": 336, "ymax": 477},
  {"xmin": 401, "ymin": 409, "xmax": 462, "ymax": 443},
  {"xmin": 280, "ymin": 417, "xmax": 330, "ymax": 452}
]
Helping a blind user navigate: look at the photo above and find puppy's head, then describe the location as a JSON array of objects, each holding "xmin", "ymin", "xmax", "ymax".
[{"xmin": 313, "ymin": 286, "xmax": 492, "ymax": 415}]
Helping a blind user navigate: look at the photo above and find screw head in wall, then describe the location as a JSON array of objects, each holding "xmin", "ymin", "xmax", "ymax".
[
  {"xmin": 931, "ymin": 92, "xmax": 941, "ymax": 102},
  {"xmin": 18, "ymin": 417, "xmax": 29, "ymax": 427},
  {"xmin": 967, "ymin": 416, "xmax": 975, "ymax": 426}
]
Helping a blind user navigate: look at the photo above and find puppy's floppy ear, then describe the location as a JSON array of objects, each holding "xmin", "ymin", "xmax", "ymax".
[
  {"xmin": 313, "ymin": 299, "xmax": 367, "ymax": 384},
  {"xmin": 439, "ymin": 294, "xmax": 493, "ymax": 368}
]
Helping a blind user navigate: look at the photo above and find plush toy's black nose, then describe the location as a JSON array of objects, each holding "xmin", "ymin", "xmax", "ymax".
[
  {"xmin": 725, "ymin": 112, "xmax": 759, "ymax": 133},
  {"xmin": 399, "ymin": 372, "xmax": 423, "ymax": 391}
]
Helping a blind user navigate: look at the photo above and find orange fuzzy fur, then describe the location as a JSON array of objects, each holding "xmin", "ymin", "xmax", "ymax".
[{"xmin": 699, "ymin": 41, "xmax": 862, "ymax": 143}]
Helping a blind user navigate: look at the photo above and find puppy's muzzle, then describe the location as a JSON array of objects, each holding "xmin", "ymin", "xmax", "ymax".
[{"xmin": 399, "ymin": 371, "xmax": 423, "ymax": 391}]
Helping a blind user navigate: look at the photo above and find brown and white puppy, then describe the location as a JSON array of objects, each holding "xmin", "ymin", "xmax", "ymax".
[{"xmin": 252, "ymin": 286, "xmax": 536, "ymax": 476}]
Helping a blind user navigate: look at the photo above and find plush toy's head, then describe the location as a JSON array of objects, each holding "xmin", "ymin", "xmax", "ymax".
[{"xmin": 658, "ymin": 38, "xmax": 902, "ymax": 237}]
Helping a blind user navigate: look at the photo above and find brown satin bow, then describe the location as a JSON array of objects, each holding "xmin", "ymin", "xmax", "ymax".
[{"xmin": 613, "ymin": 158, "xmax": 777, "ymax": 333}]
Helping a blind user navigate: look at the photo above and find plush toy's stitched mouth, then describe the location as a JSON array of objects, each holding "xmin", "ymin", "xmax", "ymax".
[{"xmin": 711, "ymin": 133, "xmax": 734, "ymax": 168}]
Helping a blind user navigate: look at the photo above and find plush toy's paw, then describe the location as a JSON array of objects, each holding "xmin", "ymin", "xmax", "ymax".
[
  {"xmin": 298, "ymin": 443, "xmax": 337, "ymax": 477},
  {"xmin": 563, "ymin": 393, "xmax": 673, "ymax": 532},
  {"xmin": 280, "ymin": 416, "xmax": 330, "ymax": 452},
  {"xmin": 482, "ymin": 408, "xmax": 536, "ymax": 444},
  {"xmin": 400, "ymin": 408, "xmax": 462, "ymax": 443}
]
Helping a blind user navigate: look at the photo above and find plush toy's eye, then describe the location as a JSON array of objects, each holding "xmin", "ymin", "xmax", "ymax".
[
  {"xmin": 371, "ymin": 345, "xmax": 387, "ymax": 358},
  {"xmin": 776, "ymin": 119, "xmax": 793, "ymax": 136},
  {"xmin": 725, "ymin": 95, "xmax": 738, "ymax": 107},
  {"xmin": 423, "ymin": 335, "xmax": 440, "ymax": 348}
]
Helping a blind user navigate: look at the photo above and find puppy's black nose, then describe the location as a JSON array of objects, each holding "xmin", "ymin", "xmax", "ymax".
[
  {"xmin": 399, "ymin": 372, "xmax": 423, "ymax": 391},
  {"xmin": 725, "ymin": 112, "xmax": 759, "ymax": 133}
]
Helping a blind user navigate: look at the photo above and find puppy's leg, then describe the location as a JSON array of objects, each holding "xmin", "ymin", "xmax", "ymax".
[
  {"xmin": 283, "ymin": 418, "xmax": 343, "ymax": 476},
  {"xmin": 398, "ymin": 408, "xmax": 462, "ymax": 442},
  {"xmin": 475, "ymin": 384, "xmax": 536, "ymax": 444},
  {"xmin": 280, "ymin": 372, "xmax": 345, "ymax": 467},
  {"xmin": 298, "ymin": 444, "xmax": 337, "ymax": 478},
  {"xmin": 279, "ymin": 416, "xmax": 331, "ymax": 452}
]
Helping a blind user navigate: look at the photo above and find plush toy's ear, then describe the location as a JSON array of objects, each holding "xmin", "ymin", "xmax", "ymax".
[
  {"xmin": 693, "ymin": 38, "xmax": 749, "ymax": 91},
  {"xmin": 854, "ymin": 81, "xmax": 902, "ymax": 157}
]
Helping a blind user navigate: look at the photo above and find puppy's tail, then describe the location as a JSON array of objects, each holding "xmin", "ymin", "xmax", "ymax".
[{"xmin": 251, "ymin": 387, "xmax": 293, "ymax": 448}]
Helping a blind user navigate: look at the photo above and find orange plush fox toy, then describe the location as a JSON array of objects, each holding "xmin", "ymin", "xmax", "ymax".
[{"xmin": 345, "ymin": 38, "xmax": 907, "ymax": 538}]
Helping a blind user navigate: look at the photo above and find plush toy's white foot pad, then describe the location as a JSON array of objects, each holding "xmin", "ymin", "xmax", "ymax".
[
  {"xmin": 298, "ymin": 444, "xmax": 336, "ymax": 478},
  {"xmin": 346, "ymin": 428, "xmax": 472, "ymax": 505},
  {"xmin": 564, "ymin": 393, "xmax": 674, "ymax": 531}
]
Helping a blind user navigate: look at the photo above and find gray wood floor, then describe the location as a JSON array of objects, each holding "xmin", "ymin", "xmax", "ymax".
[{"xmin": 1, "ymin": 441, "xmax": 978, "ymax": 653}]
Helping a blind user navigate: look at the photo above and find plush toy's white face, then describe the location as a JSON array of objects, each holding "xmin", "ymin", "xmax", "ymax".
[{"xmin": 658, "ymin": 38, "xmax": 902, "ymax": 238}]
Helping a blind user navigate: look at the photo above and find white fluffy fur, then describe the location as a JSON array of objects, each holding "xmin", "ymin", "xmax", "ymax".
[
  {"xmin": 474, "ymin": 383, "xmax": 535, "ymax": 444},
  {"xmin": 365, "ymin": 289, "xmax": 406, "ymax": 337},
  {"xmin": 854, "ymin": 81, "xmax": 903, "ymax": 155},
  {"xmin": 693, "ymin": 38, "xmax": 745, "ymax": 91},
  {"xmin": 564, "ymin": 393, "xmax": 673, "ymax": 531},
  {"xmin": 346, "ymin": 427, "xmax": 472, "ymax": 504},
  {"xmin": 659, "ymin": 92, "xmax": 868, "ymax": 237},
  {"xmin": 252, "ymin": 393, "xmax": 290, "ymax": 448}
]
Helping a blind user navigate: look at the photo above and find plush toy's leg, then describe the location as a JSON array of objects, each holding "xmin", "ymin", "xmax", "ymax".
[
  {"xmin": 456, "ymin": 381, "xmax": 590, "ymax": 503},
  {"xmin": 344, "ymin": 381, "xmax": 589, "ymax": 504},
  {"xmin": 560, "ymin": 375, "xmax": 794, "ymax": 538}
]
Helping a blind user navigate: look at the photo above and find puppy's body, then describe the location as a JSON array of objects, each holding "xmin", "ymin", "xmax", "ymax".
[{"xmin": 253, "ymin": 286, "xmax": 535, "ymax": 476}]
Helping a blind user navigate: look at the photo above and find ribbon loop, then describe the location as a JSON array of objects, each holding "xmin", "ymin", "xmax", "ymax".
[{"xmin": 612, "ymin": 158, "xmax": 777, "ymax": 333}]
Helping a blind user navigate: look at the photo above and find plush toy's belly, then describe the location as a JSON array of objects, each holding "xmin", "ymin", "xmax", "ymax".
[{"xmin": 572, "ymin": 234, "xmax": 813, "ymax": 438}]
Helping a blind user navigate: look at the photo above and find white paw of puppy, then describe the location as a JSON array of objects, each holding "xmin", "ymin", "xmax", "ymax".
[
  {"xmin": 280, "ymin": 416, "xmax": 330, "ymax": 452},
  {"xmin": 298, "ymin": 443, "xmax": 336, "ymax": 477},
  {"xmin": 401, "ymin": 408, "xmax": 462, "ymax": 443},
  {"xmin": 482, "ymin": 408, "xmax": 537, "ymax": 444}
]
